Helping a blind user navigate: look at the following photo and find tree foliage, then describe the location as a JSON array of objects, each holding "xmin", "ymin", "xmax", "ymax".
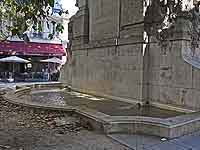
[{"xmin": 0, "ymin": 0, "xmax": 68, "ymax": 41}]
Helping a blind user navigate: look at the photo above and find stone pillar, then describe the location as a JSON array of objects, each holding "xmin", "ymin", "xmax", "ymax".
[
  {"xmin": 60, "ymin": 0, "xmax": 89, "ymax": 85},
  {"xmin": 118, "ymin": 0, "xmax": 147, "ymax": 103},
  {"xmin": 71, "ymin": 0, "xmax": 89, "ymax": 47},
  {"xmin": 145, "ymin": 0, "xmax": 200, "ymax": 111}
]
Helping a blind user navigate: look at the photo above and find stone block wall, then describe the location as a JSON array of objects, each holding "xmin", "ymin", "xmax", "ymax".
[
  {"xmin": 60, "ymin": 0, "xmax": 146, "ymax": 104},
  {"xmin": 146, "ymin": 39, "xmax": 200, "ymax": 110},
  {"xmin": 88, "ymin": 0, "xmax": 119, "ymax": 41},
  {"xmin": 70, "ymin": 43, "xmax": 144, "ymax": 103},
  {"xmin": 61, "ymin": 0, "xmax": 200, "ymax": 111},
  {"xmin": 60, "ymin": 60, "xmax": 72, "ymax": 85}
]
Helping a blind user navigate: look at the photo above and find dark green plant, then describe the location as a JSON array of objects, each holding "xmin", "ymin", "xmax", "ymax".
[{"xmin": 0, "ymin": 0, "xmax": 68, "ymax": 41}]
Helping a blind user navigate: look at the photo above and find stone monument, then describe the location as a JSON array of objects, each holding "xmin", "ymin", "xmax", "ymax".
[{"xmin": 61, "ymin": 0, "xmax": 200, "ymax": 112}]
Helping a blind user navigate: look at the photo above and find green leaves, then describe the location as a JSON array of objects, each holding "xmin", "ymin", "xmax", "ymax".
[
  {"xmin": 11, "ymin": 28, "xmax": 19, "ymax": 36},
  {"xmin": 0, "ymin": 0, "xmax": 66, "ymax": 41},
  {"xmin": 48, "ymin": 33, "xmax": 54, "ymax": 39},
  {"xmin": 48, "ymin": 0, "xmax": 54, "ymax": 7},
  {"xmin": 56, "ymin": 23, "xmax": 64, "ymax": 33},
  {"xmin": 38, "ymin": 21, "xmax": 43, "ymax": 32}
]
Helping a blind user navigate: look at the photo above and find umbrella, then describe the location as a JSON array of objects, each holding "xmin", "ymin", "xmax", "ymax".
[
  {"xmin": 0, "ymin": 56, "xmax": 30, "ymax": 63},
  {"xmin": 40, "ymin": 57, "xmax": 63, "ymax": 64},
  {"xmin": 0, "ymin": 56, "xmax": 30, "ymax": 81},
  {"xmin": 40, "ymin": 57, "xmax": 64, "ymax": 81}
]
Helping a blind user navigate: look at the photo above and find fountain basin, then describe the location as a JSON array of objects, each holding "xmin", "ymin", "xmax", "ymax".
[{"xmin": 4, "ymin": 83, "xmax": 200, "ymax": 139}]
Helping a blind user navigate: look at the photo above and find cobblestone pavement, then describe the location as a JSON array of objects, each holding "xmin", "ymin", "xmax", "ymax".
[{"xmin": 0, "ymin": 97, "xmax": 130, "ymax": 150}]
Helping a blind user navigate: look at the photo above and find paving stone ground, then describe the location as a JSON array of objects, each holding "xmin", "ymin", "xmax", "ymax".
[
  {"xmin": 109, "ymin": 133, "xmax": 200, "ymax": 150},
  {"xmin": 0, "ymin": 96, "xmax": 130, "ymax": 150}
]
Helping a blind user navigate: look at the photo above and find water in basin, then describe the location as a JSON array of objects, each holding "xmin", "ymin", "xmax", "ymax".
[{"xmin": 28, "ymin": 89, "xmax": 185, "ymax": 118}]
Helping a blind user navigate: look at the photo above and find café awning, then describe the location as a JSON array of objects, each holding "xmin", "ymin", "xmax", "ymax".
[{"xmin": 0, "ymin": 41, "xmax": 66, "ymax": 56}]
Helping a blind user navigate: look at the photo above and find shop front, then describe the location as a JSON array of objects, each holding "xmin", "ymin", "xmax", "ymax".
[{"xmin": 0, "ymin": 41, "xmax": 66, "ymax": 82}]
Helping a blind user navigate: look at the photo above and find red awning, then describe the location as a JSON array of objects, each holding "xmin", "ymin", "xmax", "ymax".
[{"xmin": 0, "ymin": 41, "xmax": 66, "ymax": 56}]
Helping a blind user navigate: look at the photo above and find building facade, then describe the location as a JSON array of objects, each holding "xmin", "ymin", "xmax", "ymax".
[{"xmin": 0, "ymin": 0, "xmax": 67, "ymax": 82}]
